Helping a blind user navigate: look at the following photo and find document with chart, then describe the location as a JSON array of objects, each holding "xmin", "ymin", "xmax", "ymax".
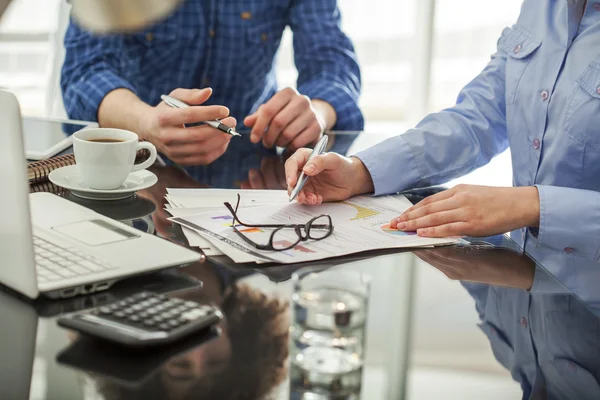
[{"xmin": 170, "ymin": 194, "xmax": 459, "ymax": 264}]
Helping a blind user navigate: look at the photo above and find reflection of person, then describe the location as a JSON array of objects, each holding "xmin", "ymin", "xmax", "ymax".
[
  {"xmin": 90, "ymin": 264, "xmax": 290, "ymax": 399},
  {"xmin": 285, "ymin": 1, "xmax": 600, "ymax": 259},
  {"xmin": 415, "ymin": 242, "xmax": 600, "ymax": 399},
  {"xmin": 60, "ymin": 0, "xmax": 363, "ymax": 169}
]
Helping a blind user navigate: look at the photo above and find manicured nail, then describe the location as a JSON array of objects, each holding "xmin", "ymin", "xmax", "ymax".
[
  {"xmin": 304, "ymin": 164, "xmax": 316, "ymax": 174},
  {"xmin": 397, "ymin": 222, "xmax": 407, "ymax": 230}
]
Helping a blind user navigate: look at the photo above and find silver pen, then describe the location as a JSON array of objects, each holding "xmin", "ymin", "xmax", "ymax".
[
  {"xmin": 160, "ymin": 94, "xmax": 241, "ymax": 137},
  {"xmin": 289, "ymin": 135, "xmax": 329, "ymax": 202}
]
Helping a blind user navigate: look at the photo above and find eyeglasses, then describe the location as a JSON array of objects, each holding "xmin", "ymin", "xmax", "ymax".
[{"xmin": 223, "ymin": 194, "xmax": 334, "ymax": 251}]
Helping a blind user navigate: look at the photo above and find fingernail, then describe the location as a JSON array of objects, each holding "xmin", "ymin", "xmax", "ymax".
[
  {"xmin": 417, "ymin": 228, "xmax": 429, "ymax": 236},
  {"xmin": 287, "ymin": 177, "xmax": 293, "ymax": 186},
  {"xmin": 397, "ymin": 222, "xmax": 407, "ymax": 230},
  {"xmin": 390, "ymin": 218, "xmax": 399, "ymax": 227},
  {"xmin": 304, "ymin": 164, "xmax": 316, "ymax": 174}
]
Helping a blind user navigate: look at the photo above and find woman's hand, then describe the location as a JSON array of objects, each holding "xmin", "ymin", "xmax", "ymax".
[{"xmin": 390, "ymin": 185, "xmax": 540, "ymax": 238}]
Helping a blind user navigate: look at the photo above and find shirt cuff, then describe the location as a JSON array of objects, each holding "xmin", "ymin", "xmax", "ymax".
[
  {"xmin": 66, "ymin": 70, "xmax": 138, "ymax": 123},
  {"xmin": 298, "ymin": 79, "xmax": 364, "ymax": 131},
  {"xmin": 535, "ymin": 184, "xmax": 600, "ymax": 260},
  {"xmin": 353, "ymin": 135, "xmax": 422, "ymax": 195}
]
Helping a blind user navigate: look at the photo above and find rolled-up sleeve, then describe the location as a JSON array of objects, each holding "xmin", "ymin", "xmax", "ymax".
[
  {"xmin": 61, "ymin": 20, "xmax": 138, "ymax": 123},
  {"xmin": 289, "ymin": 0, "xmax": 364, "ymax": 131},
  {"xmin": 354, "ymin": 32, "xmax": 510, "ymax": 195},
  {"xmin": 535, "ymin": 185, "xmax": 600, "ymax": 261}
]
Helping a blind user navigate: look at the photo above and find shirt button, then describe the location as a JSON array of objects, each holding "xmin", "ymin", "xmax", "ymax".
[
  {"xmin": 241, "ymin": 11, "xmax": 252, "ymax": 20},
  {"xmin": 260, "ymin": 33, "xmax": 268, "ymax": 42},
  {"xmin": 594, "ymin": 3, "xmax": 600, "ymax": 11},
  {"xmin": 521, "ymin": 317, "xmax": 528, "ymax": 328},
  {"xmin": 209, "ymin": 29, "xmax": 216, "ymax": 38},
  {"xmin": 202, "ymin": 77, "xmax": 210, "ymax": 86},
  {"xmin": 540, "ymin": 90, "xmax": 549, "ymax": 101},
  {"xmin": 145, "ymin": 32, "xmax": 154, "ymax": 42},
  {"xmin": 596, "ymin": 87, "xmax": 600, "ymax": 95},
  {"xmin": 564, "ymin": 247, "xmax": 575, "ymax": 254},
  {"xmin": 532, "ymin": 138, "xmax": 540, "ymax": 149},
  {"xmin": 513, "ymin": 44, "xmax": 522, "ymax": 53}
]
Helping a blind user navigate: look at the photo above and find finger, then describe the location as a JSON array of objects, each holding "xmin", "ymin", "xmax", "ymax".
[
  {"xmin": 169, "ymin": 87, "xmax": 212, "ymax": 106},
  {"xmin": 404, "ymin": 188, "xmax": 456, "ymax": 214},
  {"xmin": 263, "ymin": 101, "xmax": 304, "ymax": 148},
  {"xmin": 288, "ymin": 120, "xmax": 322, "ymax": 150},
  {"xmin": 163, "ymin": 117, "xmax": 237, "ymax": 145},
  {"xmin": 390, "ymin": 197, "xmax": 459, "ymax": 228},
  {"xmin": 397, "ymin": 209, "xmax": 465, "ymax": 232},
  {"xmin": 248, "ymin": 169, "xmax": 266, "ymax": 189},
  {"xmin": 250, "ymin": 90, "xmax": 294, "ymax": 143},
  {"xmin": 302, "ymin": 152, "xmax": 341, "ymax": 176},
  {"xmin": 275, "ymin": 109, "xmax": 315, "ymax": 148},
  {"xmin": 244, "ymin": 113, "xmax": 258, "ymax": 127},
  {"xmin": 159, "ymin": 105, "xmax": 230, "ymax": 127},
  {"xmin": 417, "ymin": 222, "xmax": 471, "ymax": 238},
  {"xmin": 284, "ymin": 148, "xmax": 312, "ymax": 188}
]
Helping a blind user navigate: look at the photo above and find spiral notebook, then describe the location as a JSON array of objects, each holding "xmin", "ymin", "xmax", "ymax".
[{"xmin": 27, "ymin": 154, "xmax": 76, "ymax": 185}]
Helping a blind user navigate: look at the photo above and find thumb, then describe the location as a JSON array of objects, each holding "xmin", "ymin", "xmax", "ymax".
[
  {"xmin": 169, "ymin": 87, "xmax": 213, "ymax": 105},
  {"xmin": 303, "ymin": 153, "xmax": 339, "ymax": 176}
]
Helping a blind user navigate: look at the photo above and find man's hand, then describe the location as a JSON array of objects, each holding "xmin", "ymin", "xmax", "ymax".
[
  {"xmin": 284, "ymin": 149, "xmax": 374, "ymax": 205},
  {"xmin": 244, "ymin": 88, "xmax": 336, "ymax": 150},
  {"xmin": 390, "ymin": 185, "xmax": 540, "ymax": 238},
  {"xmin": 139, "ymin": 88, "xmax": 235, "ymax": 166},
  {"xmin": 241, "ymin": 157, "xmax": 287, "ymax": 190}
]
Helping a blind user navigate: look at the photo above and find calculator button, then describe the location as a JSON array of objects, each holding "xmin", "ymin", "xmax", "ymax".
[
  {"xmin": 159, "ymin": 323, "xmax": 171, "ymax": 331},
  {"xmin": 168, "ymin": 320, "xmax": 180, "ymax": 328},
  {"xmin": 132, "ymin": 304, "xmax": 144, "ymax": 311},
  {"xmin": 153, "ymin": 315, "xmax": 164, "ymax": 323},
  {"xmin": 122, "ymin": 308, "xmax": 135, "ymax": 315},
  {"xmin": 143, "ymin": 320, "xmax": 155, "ymax": 327},
  {"xmin": 182, "ymin": 308, "xmax": 207, "ymax": 321},
  {"xmin": 114, "ymin": 311, "xmax": 125, "ymax": 318},
  {"xmin": 128, "ymin": 315, "xmax": 140, "ymax": 323},
  {"xmin": 184, "ymin": 301, "xmax": 197, "ymax": 308},
  {"xmin": 98, "ymin": 307, "xmax": 111, "ymax": 314},
  {"xmin": 147, "ymin": 308, "xmax": 158, "ymax": 315},
  {"xmin": 139, "ymin": 311, "xmax": 149, "ymax": 318},
  {"xmin": 171, "ymin": 298, "xmax": 183, "ymax": 305}
]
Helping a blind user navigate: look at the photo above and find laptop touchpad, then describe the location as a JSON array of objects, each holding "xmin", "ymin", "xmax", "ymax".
[{"xmin": 52, "ymin": 219, "xmax": 140, "ymax": 246}]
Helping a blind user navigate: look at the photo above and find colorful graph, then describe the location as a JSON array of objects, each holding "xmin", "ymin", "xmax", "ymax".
[
  {"xmin": 380, "ymin": 223, "xmax": 417, "ymax": 236},
  {"xmin": 273, "ymin": 240, "xmax": 316, "ymax": 253},
  {"xmin": 239, "ymin": 227, "xmax": 263, "ymax": 234},
  {"xmin": 340, "ymin": 202, "xmax": 380, "ymax": 220}
]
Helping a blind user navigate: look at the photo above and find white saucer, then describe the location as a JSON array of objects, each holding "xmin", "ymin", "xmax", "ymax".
[{"xmin": 48, "ymin": 165, "xmax": 158, "ymax": 201}]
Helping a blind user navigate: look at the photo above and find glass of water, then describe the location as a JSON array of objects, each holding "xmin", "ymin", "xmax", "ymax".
[{"xmin": 290, "ymin": 267, "xmax": 371, "ymax": 399}]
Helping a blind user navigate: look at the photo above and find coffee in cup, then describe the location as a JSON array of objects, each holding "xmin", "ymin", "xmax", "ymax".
[{"xmin": 73, "ymin": 128, "xmax": 157, "ymax": 190}]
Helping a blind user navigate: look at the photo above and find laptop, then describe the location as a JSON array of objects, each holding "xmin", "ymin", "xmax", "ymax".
[{"xmin": 0, "ymin": 89, "xmax": 201, "ymax": 300}]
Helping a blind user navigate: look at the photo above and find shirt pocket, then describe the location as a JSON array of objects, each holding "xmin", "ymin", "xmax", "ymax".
[
  {"xmin": 498, "ymin": 25, "xmax": 541, "ymax": 105},
  {"xmin": 544, "ymin": 358, "xmax": 600, "ymax": 400},
  {"xmin": 564, "ymin": 62, "xmax": 600, "ymax": 147},
  {"xmin": 243, "ymin": 20, "xmax": 286, "ymax": 78},
  {"xmin": 121, "ymin": 20, "xmax": 196, "ymax": 79}
]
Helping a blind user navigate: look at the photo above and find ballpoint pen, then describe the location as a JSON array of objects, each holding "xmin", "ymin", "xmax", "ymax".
[
  {"xmin": 289, "ymin": 135, "xmax": 328, "ymax": 202},
  {"xmin": 160, "ymin": 94, "xmax": 241, "ymax": 137}
]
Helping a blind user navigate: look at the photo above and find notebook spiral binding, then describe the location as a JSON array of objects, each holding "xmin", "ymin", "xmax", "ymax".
[{"xmin": 27, "ymin": 154, "xmax": 76, "ymax": 185}]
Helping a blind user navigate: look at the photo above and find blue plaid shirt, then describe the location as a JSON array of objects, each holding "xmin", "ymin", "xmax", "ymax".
[{"xmin": 60, "ymin": 0, "xmax": 364, "ymax": 133}]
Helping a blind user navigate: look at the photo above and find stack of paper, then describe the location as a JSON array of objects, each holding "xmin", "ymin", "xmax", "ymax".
[{"xmin": 164, "ymin": 189, "xmax": 459, "ymax": 265}]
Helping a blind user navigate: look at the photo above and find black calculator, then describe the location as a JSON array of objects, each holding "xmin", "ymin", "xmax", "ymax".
[{"xmin": 57, "ymin": 291, "xmax": 223, "ymax": 347}]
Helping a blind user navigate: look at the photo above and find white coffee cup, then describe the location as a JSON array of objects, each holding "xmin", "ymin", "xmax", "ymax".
[{"xmin": 73, "ymin": 128, "xmax": 157, "ymax": 190}]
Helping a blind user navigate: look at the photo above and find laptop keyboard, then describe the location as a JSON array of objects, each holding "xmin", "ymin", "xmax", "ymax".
[{"xmin": 33, "ymin": 235, "xmax": 117, "ymax": 284}]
